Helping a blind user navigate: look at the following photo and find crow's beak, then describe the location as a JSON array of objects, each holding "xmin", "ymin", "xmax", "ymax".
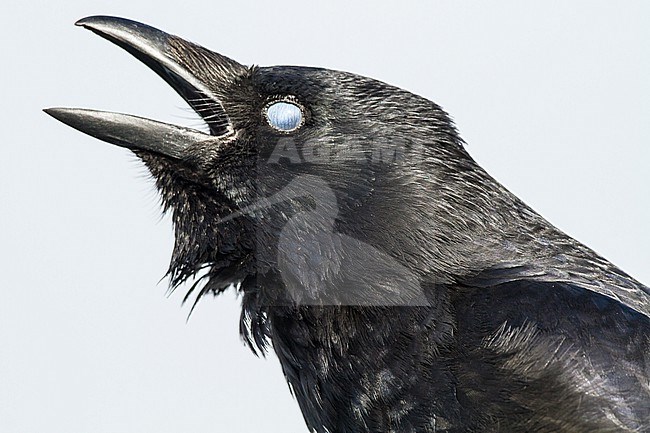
[{"xmin": 44, "ymin": 16, "xmax": 246, "ymax": 159}]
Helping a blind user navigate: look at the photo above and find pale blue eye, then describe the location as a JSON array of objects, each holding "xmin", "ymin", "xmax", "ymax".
[{"xmin": 265, "ymin": 101, "xmax": 303, "ymax": 132}]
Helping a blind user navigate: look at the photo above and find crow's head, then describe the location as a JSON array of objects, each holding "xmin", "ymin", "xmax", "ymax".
[
  {"xmin": 45, "ymin": 18, "xmax": 650, "ymax": 433},
  {"xmin": 46, "ymin": 16, "xmax": 541, "ymax": 346}
]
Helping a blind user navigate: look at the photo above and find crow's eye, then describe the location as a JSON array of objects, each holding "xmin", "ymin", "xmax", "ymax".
[{"xmin": 264, "ymin": 100, "xmax": 304, "ymax": 132}]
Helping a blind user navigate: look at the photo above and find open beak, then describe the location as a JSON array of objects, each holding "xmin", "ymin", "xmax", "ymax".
[{"xmin": 44, "ymin": 16, "xmax": 247, "ymax": 159}]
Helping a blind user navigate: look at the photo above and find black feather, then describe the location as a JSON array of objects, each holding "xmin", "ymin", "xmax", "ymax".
[{"xmin": 47, "ymin": 16, "xmax": 650, "ymax": 433}]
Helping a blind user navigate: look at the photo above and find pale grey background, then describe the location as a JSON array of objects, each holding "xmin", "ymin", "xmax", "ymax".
[{"xmin": 1, "ymin": 1, "xmax": 648, "ymax": 432}]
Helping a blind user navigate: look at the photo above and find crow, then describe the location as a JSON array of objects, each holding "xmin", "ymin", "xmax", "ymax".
[{"xmin": 45, "ymin": 16, "xmax": 649, "ymax": 433}]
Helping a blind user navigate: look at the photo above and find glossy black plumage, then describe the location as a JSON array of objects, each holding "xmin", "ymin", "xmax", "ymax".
[{"xmin": 46, "ymin": 16, "xmax": 650, "ymax": 432}]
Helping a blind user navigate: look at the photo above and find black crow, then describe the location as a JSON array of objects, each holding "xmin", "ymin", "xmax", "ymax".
[{"xmin": 45, "ymin": 16, "xmax": 649, "ymax": 433}]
